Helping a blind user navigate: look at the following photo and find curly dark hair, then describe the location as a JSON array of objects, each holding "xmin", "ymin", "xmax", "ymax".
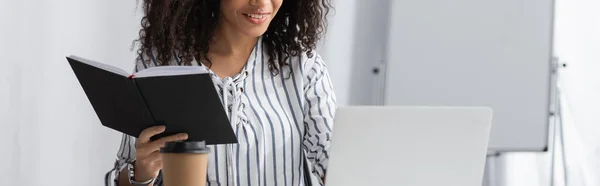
[{"xmin": 135, "ymin": 0, "xmax": 332, "ymax": 75}]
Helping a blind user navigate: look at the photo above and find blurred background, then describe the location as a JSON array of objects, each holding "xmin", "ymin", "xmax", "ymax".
[{"xmin": 0, "ymin": 0, "xmax": 598, "ymax": 186}]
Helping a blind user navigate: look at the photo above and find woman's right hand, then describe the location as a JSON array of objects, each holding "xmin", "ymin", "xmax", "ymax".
[{"xmin": 134, "ymin": 125, "xmax": 188, "ymax": 182}]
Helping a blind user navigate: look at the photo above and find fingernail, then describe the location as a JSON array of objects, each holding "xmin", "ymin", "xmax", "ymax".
[{"xmin": 181, "ymin": 134, "xmax": 189, "ymax": 139}]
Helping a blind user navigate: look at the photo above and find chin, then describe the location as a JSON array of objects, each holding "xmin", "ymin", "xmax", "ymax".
[{"xmin": 242, "ymin": 27, "xmax": 269, "ymax": 38}]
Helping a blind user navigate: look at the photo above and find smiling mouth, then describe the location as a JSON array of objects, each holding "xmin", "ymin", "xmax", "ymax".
[{"xmin": 243, "ymin": 13, "xmax": 266, "ymax": 19}]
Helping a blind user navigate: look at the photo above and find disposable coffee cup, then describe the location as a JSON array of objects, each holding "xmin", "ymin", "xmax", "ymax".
[{"xmin": 160, "ymin": 141, "xmax": 211, "ymax": 186}]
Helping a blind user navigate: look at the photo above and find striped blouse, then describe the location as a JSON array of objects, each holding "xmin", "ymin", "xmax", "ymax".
[{"xmin": 105, "ymin": 38, "xmax": 337, "ymax": 186}]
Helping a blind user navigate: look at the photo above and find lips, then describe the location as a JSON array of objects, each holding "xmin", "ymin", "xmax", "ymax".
[
  {"xmin": 243, "ymin": 13, "xmax": 265, "ymax": 19},
  {"xmin": 242, "ymin": 12, "xmax": 270, "ymax": 24}
]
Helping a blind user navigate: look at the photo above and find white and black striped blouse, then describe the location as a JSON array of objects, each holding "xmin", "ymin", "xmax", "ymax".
[{"xmin": 105, "ymin": 37, "xmax": 337, "ymax": 186}]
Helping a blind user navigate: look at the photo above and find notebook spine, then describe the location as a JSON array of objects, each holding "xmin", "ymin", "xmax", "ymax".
[{"xmin": 132, "ymin": 79, "xmax": 155, "ymax": 123}]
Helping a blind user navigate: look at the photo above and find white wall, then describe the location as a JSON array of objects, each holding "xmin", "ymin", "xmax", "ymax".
[
  {"xmin": 501, "ymin": 1, "xmax": 600, "ymax": 185},
  {"xmin": 554, "ymin": 0, "xmax": 600, "ymax": 185},
  {"xmin": 0, "ymin": 0, "xmax": 141, "ymax": 185},
  {"xmin": 320, "ymin": 0, "xmax": 391, "ymax": 106},
  {"xmin": 319, "ymin": 0, "xmax": 358, "ymax": 106},
  {"xmin": 0, "ymin": 0, "xmax": 23, "ymax": 183}
]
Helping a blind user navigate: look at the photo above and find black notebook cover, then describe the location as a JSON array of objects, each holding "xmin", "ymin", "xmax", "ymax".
[{"xmin": 66, "ymin": 56, "xmax": 237, "ymax": 145}]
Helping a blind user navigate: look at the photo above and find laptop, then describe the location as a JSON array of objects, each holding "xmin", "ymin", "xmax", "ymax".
[{"xmin": 324, "ymin": 106, "xmax": 493, "ymax": 186}]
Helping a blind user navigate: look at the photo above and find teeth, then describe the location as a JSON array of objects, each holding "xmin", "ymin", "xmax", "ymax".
[{"xmin": 246, "ymin": 14, "xmax": 264, "ymax": 19}]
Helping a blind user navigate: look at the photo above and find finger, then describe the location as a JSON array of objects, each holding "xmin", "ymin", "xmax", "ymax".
[
  {"xmin": 138, "ymin": 126, "xmax": 166, "ymax": 143},
  {"xmin": 153, "ymin": 160, "xmax": 163, "ymax": 170},
  {"xmin": 146, "ymin": 160, "xmax": 163, "ymax": 174},
  {"xmin": 149, "ymin": 133, "xmax": 188, "ymax": 150},
  {"xmin": 136, "ymin": 147, "xmax": 150, "ymax": 158},
  {"xmin": 145, "ymin": 151, "xmax": 162, "ymax": 163},
  {"xmin": 136, "ymin": 151, "xmax": 160, "ymax": 167}
]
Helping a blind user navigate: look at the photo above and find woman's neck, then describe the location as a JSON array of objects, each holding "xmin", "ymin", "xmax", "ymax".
[
  {"xmin": 203, "ymin": 22, "xmax": 258, "ymax": 78},
  {"xmin": 210, "ymin": 23, "xmax": 258, "ymax": 57}
]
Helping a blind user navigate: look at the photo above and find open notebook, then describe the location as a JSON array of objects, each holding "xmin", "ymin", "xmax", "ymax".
[{"xmin": 66, "ymin": 55, "xmax": 237, "ymax": 144}]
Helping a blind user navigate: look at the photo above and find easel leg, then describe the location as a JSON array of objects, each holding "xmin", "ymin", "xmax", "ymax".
[{"xmin": 483, "ymin": 153, "xmax": 501, "ymax": 186}]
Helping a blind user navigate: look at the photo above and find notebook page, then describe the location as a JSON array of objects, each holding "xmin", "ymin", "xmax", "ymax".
[
  {"xmin": 68, "ymin": 55, "xmax": 130, "ymax": 77},
  {"xmin": 133, "ymin": 66, "xmax": 209, "ymax": 78}
]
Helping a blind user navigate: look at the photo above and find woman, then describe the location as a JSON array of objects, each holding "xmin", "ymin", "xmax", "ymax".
[{"xmin": 105, "ymin": 0, "xmax": 335, "ymax": 186}]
